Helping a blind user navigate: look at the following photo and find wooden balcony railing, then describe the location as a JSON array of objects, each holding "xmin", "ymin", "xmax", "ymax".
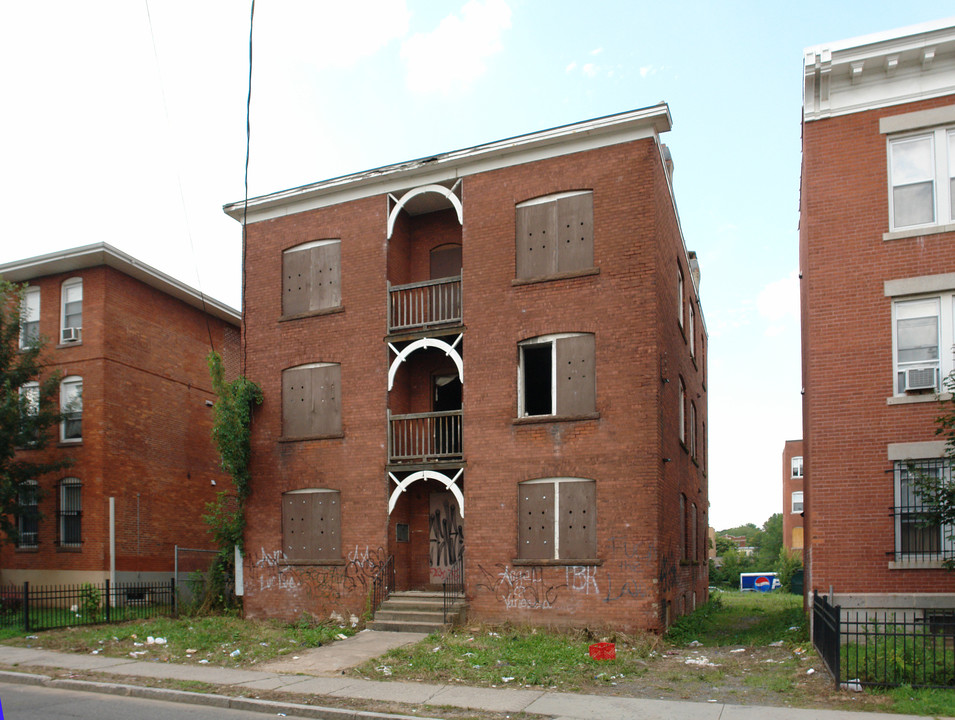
[
  {"xmin": 388, "ymin": 276, "xmax": 462, "ymax": 333},
  {"xmin": 388, "ymin": 410, "xmax": 462, "ymax": 463}
]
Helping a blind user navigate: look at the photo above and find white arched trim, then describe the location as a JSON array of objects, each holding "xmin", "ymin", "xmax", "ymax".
[
  {"xmin": 388, "ymin": 336, "xmax": 463, "ymax": 390},
  {"xmin": 388, "ymin": 469, "xmax": 464, "ymax": 517},
  {"xmin": 387, "ymin": 184, "xmax": 463, "ymax": 239}
]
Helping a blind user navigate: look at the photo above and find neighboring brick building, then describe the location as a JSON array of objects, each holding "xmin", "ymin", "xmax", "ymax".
[
  {"xmin": 801, "ymin": 20, "xmax": 955, "ymax": 613},
  {"xmin": 782, "ymin": 440, "xmax": 804, "ymax": 555},
  {"xmin": 226, "ymin": 105, "xmax": 708, "ymax": 633},
  {"xmin": 0, "ymin": 243, "xmax": 240, "ymax": 587}
]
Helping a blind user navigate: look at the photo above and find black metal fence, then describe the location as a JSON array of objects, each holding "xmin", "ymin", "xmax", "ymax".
[
  {"xmin": 812, "ymin": 590, "xmax": 955, "ymax": 688},
  {"xmin": 0, "ymin": 579, "xmax": 176, "ymax": 632},
  {"xmin": 443, "ymin": 554, "xmax": 465, "ymax": 624},
  {"xmin": 371, "ymin": 555, "xmax": 395, "ymax": 616}
]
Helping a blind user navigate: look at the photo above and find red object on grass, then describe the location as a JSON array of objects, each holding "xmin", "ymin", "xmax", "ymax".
[{"xmin": 589, "ymin": 642, "xmax": 616, "ymax": 660}]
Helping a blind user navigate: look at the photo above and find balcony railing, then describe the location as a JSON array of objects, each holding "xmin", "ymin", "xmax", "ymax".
[
  {"xmin": 388, "ymin": 276, "xmax": 462, "ymax": 333},
  {"xmin": 388, "ymin": 410, "xmax": 462, "ymax": 463}
]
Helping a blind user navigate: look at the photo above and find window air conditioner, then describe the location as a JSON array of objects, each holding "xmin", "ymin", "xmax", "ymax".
[
  {"xmin": 61, "ymin": 327, "xmax": 81, "ymax": 343},
  {"xmin": 903, "ymin": 366, "xmax": 936, "ymax": 392}
]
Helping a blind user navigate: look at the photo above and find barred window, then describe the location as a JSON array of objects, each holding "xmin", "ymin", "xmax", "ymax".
[
  {"xmin": 894, "ymin": 459, "xmax": 954, "ymax": 561},
  {"xmin": 59, "ymin": 478, "xmax": 82, "ymax": 547},
  {"xmin": 17, "ymin": 481, "xmax": 38, "ymax": 549}
]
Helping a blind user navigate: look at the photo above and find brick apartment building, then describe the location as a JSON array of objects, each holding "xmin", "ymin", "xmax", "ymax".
[
  {"xmin": 226, "ymin": 105, "xmax": 708, "ymax": 632},
  {"xmin": 782, "ymin": 439, "xmax": 804, "ymax": 556},
  {"xmin": 0, "ymin": 243, "xmax": 240, "ymax": 587},
  {"xmin": 801, "ymin": 19, "xmax": 955, "ymax": 613}
]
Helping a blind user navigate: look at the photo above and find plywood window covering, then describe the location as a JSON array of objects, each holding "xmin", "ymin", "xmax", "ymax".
[
  {"xmin": 283, "ymin": 239, "xmax": 341, "ymax": 316},
  {"xmin": 516, "ymin": 192, "xmax": 593, "ymax": 279},
  {"xmin": 283, "ymin": 489, "xmax": 341, "ymax": 561},
  {"xmin": 518, "ymin": 478, "xmax": 596, "ymax": 560},
  {"xmin": 282, "ymin": 363, "xmax": 342, "ymax": 439},
  {"xmin": 520, "ymin": 333, "xmax": 595, "ymax": 417}
]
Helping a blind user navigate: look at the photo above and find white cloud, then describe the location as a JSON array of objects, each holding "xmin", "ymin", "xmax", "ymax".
[
  {"xmin": 591, "ymin": 47, "xmax": 603, "ymax": 56},
  {"xmin": 257, "ymin": 1, "xmax": 410, "ymax": 71},
  {"xmin": 756, "ymin": 270, "xmax": 800, "ymax": 335},
  {"xmin": 402, "ymin": 0, "xmax": 512, "ymax": 94},
  {"xmin": 565, "ymin": 61, "xmax": 577, "ymax": 73},
  {"xmin": 640, "ymin": 65, "xmax": 658, "ymax": 78},
  {"xmin": 582, "ymin": 63, "xmax": 598, "ymax": 78}
]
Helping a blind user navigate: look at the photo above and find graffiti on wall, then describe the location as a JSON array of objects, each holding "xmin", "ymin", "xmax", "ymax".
[
  {"xmin": 475, "ymin": 563, "xmax": 599, "ymax": 610},
  {"xmin": 245, "ymin": 545, "xmax": 389, "ymax": 602},
  {"xmin": 429, "ymin": 491, "xmax": 464, "ymax": 582}
]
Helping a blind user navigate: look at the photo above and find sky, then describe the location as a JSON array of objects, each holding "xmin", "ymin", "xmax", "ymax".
[{"xmin": 1, "ymin": 1, "xmax": 953, "ymax": 530}]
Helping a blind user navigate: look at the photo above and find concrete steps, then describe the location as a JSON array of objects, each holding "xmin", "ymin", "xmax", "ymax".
[{"xmin": 368, "ymin": 590, "xmax": 466, "ymax": 633}]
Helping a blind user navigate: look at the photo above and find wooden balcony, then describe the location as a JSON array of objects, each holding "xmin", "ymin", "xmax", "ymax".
[
  {"xmin": 388, "ymin": 276, "xmax": 462, "ymax": 333},
  {"xmin": 388, "ymin": 410, "xmax": 462, "ymax": 464}
]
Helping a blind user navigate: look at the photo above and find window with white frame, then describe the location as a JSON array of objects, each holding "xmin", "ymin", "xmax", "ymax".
[
  {"xmin": 518, "ymin": 333, "xmax": 595, "ymax": 418},
  {"xmin": 19, "ymin": 382, "xmax": 39, "ymax": 444},
  {"xmin": 888, "ymin": 128, "xmax": 955, "ymax": 231},
  {"xmin": 689, "ymin": 401, "xmax": 697, "ymax": 459},
  {"xmin": 518, "ymin": 478, "xmax": 596, "ymax": 561},
  {"xmin": 60, "ymin": 278, "xmax": 82, "ymax": 343},
  {"xmin": 60, "ymin": 376, "xmax": 82, "ymax": 442},
  {"xmin": 791, "ymin": 456, "xmax": 803, "ymax": 478},
  {"xmin": 59, "ymin": 477, "xmax": 81, "ymax": 547},
  {"xmin": 678, "ymin": 378, "xmax": 686, "ymax": 445},
  {"xmin": 894, "ymin": 459, "xmax": 955, "ymax": 561},
  {"xmin": 677, "ymin": 266, "xmax": 684, "ymax": 329},
  {"xmin": 20, "ymin": 287, "xmax": 39, "ymax": 349},
  {"xmin": 791, "ymin": 491, "xmax": 804, "ymax": 514},
  {"xmin": 17, "ymin": 480, "xmax": 38, "ymax": 548},
  {"xmin": 892, "ymin": 295, "xmax": 955, "ymax": 394},
  {"xmin": 688, "ymin": 301, "xmax": 695, "ymax": 357}
]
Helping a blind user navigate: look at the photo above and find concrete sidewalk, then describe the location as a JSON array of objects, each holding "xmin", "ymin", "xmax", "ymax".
[{"xmin": 0, "ymin": 643, "xmax": 943, "ymax": 720}]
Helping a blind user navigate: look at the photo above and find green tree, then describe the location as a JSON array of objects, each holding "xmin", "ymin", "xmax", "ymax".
[
  {"xmin": 200, "ymin": 350, "xmax": 263, "ymax": 610},
  {"xmin": 909, "ymin": 370, "xmax": 955, "ymax": 567},
  {"xmin": 757, "ymin": 513, "xmax": 783, "ymax": 566},
  {"xmin": 0, "ymin": 280, "xmax": 67, "ymax": 544}
]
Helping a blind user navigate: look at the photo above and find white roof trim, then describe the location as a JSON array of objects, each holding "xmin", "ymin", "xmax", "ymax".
[
  {"xmin": 224, "ymin": 105, "xmax": 672, "ymax": 225},
  {"xmin": 0, "ymin": 243, "xmax": 240, "ymax": 325}
]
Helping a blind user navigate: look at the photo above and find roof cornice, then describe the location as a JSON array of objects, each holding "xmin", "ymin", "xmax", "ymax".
[
  {"xmin": 0, "ymin": 243, "xmax": 240, "ymax": 325},
  {"xmin": 803, "ymin": 18, "xmax": 955, "ymax": 121},
  {"xmin": 223, "ymin": 104, "xmax": 672, "ymax": 224}
]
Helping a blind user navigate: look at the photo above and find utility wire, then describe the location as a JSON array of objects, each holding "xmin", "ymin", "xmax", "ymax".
[{"xmin": 242, "ymin": 0, "xmax": 255, "ymax": 374}]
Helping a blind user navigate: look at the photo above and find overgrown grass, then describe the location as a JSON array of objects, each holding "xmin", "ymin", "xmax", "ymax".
[
  {"xmin": 352, "ymin": 625, "xmax": 659, "ymax": 690},
  {"xmin": 1, "ymin": 614, "xmax": 355, "ymax": 667},
  {"xmin": 883, "ymin": 685, "xmax": 955, "ymax": 716},
  {"xmin": 842, "ymin": 631, "xmax": 955, "ymax": 688},
  {"xmin": 667, "ymin": 591, "xmax": 808, "ymax": 647}
]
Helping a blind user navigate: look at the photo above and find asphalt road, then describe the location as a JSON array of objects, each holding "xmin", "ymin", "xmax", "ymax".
[{"xmin": 0, "ymin": 681, "xmax": 311, "ymax": 719}]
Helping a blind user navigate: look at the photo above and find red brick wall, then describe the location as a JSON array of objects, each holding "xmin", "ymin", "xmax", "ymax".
[
  {"xmin": 801, "ymin": 95, "xmax": 955, "ymax": 597},
  {"xmin": 1, "ymin": 264, "xmax": 238, "ymax": 579},
  {"xmin": 782, "ymin": 440, "xmax": 803, "ymax": 554},
  {"xmin": 240, "ymin": 138, "xmax": 707, "ymax": 631}
]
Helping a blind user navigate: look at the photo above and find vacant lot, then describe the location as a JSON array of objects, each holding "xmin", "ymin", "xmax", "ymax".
[{"xmin": 3, "ymin": 592, "xmax": 954, "ymax": 716}]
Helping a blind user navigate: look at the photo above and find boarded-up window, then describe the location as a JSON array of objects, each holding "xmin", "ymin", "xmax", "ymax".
[
  {"xmin": 518, "ymin": 479, "xmax": 596, "ymax": 560},
  {"xmin": 282, "ymin": 363, "xmax": 342, "ymax": 438},
  {"xmin": 520, "ymin": 333, "xmax": 595, "ymax": 417},
  {"xmin": 283, "ymin": 489, "xmax": 341, "ymax": 561},
  {"xmin": 283, "ymin": 240, "xmax": 341, "ymax": 316},
  {"xmin": 516, "ymin": 192, "xmax": 593, "ymax": 279}
]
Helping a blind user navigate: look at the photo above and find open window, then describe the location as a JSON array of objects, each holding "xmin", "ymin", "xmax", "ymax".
[{"xmin": 518, "ymin": 333, "xmax": 595, "ymax": 418}]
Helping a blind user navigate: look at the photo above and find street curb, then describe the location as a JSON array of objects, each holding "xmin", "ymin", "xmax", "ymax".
[{"xmin": 0, "ymin": 670, "xmax": 448, "ymax": 720}]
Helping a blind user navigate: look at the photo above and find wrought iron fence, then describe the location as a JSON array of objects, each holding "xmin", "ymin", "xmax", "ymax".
[
  {"xmin": 388, "ymin": 276, "xmax": 462, "ymax": 332},
  {"xmin": 0, "ymin": 579, "xmax": 176, "ymax": 632},
  {"xmin": 371, "ymin": 555, "xmax": 395, "ymax": 616},
  {"xmin": 443, "ymin": 554, "xmax": 465, "ymax": 624},
  {"xmin": 388, "ymin": 410, "xmax": 462, "ymax": 463},
  {"xmin": 812, "ymin": 590, "xmax": 955, "ymax": 688}
]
